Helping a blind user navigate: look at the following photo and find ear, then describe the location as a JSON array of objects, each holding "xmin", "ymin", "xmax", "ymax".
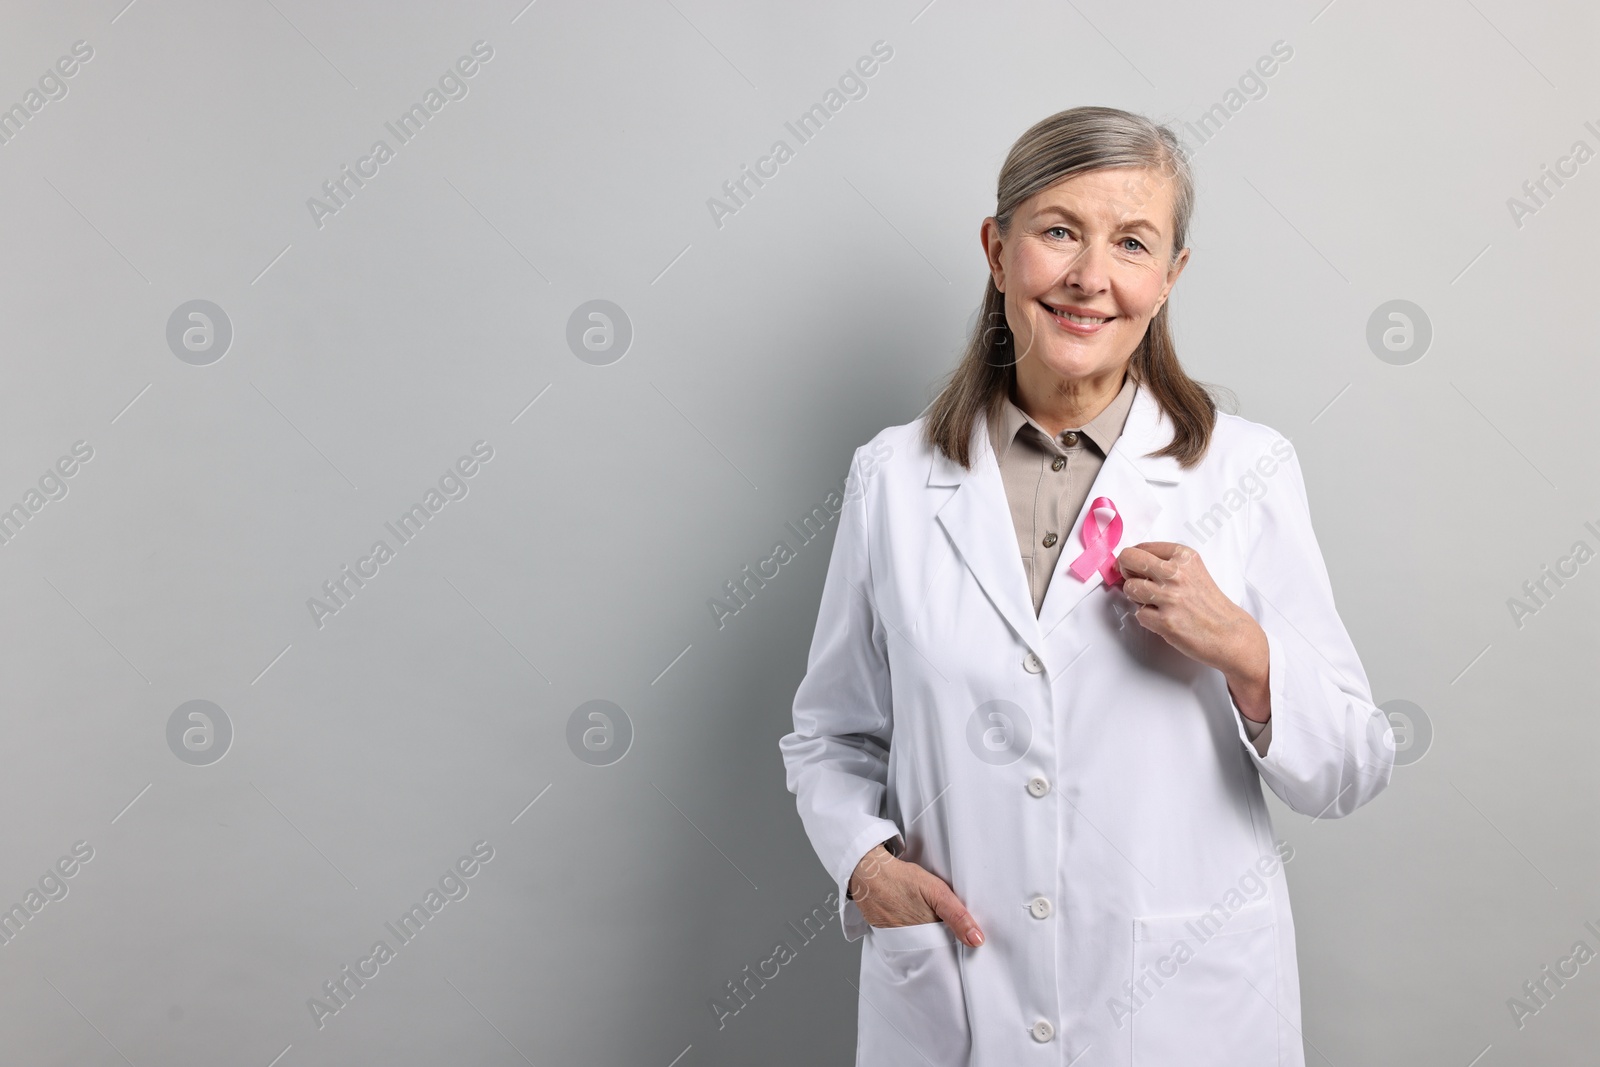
[
  {"xmin": 1154, "ymin": 245, "xmax": 1191, "ymax": 312},
  {"xmin": 980, "ymin": 217, "xmax": 1006, "ymax": 292},
  {"xmin": 1167, "ymin": 245, "xmax": 1191, "ymax": 284}
]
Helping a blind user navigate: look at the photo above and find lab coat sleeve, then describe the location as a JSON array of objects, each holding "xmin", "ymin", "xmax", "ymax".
[
  {"xmin": 1240, "ymin": 711, "xmax": 1271, "ymax": 758},
  {"xmin": 1227, "ymin": 436, "xmax": 1395, "ymax": 818},
  {"xmin": 779, "ymin": 445, "xmax": 904, "ymax": 942}
]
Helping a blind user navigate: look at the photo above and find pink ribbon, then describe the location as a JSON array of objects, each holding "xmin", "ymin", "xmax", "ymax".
[{"xmin": 1067, "ymin": 496, "xmax": 1125, "ymax": 588}]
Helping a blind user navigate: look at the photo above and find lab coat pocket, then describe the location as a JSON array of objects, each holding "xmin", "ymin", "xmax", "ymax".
[
  {"xmin": 869, "ymin": 920, "xmax": 959, "ymax": 954},
  {"xmin": 1129, "ymin": 899, "xmax": 1279, "ymax": 1067},
  {"xmin": 860, "ymin": 922, "xmax": 970, "ymax": 1066}
]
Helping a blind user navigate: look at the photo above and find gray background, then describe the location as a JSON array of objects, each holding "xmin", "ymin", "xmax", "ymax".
[{"xmin": 0, "ymin": 0, "xmax": 1595, "ymax": 1064}]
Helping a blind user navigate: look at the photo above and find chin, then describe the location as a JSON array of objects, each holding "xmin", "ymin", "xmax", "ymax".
[{"xmin": 1038, "ymin": 349, "xmax": 1120, "ymax": 383}]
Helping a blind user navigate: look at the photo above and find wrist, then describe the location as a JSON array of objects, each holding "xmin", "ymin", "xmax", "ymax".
[
  {"xmin": 1227, "ymin": 662, "xmax": 1271, "ymax": 723},
  {"xmin": 1224, "ymin": 618, "xmax": 1271, "ymax": 723},
  {"xmin": 848, "ymin": 842, "xmax": 896, "ymax": 900}
]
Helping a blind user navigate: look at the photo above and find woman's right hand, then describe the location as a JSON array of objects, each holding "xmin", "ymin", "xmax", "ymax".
[{"xmin": 848, "ymin": 843, "xmax": 985, "ymax": 947}]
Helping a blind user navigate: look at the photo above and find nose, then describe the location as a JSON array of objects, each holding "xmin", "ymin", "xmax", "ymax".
[{"xmin": 1058, "ymin": 238, "xmax": 1111, "ymax": 296}]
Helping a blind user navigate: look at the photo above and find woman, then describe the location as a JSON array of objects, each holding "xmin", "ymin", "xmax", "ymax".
[{"xmin": 779, "ymin": 107, "xmax": 1395, "ymax": 1067}]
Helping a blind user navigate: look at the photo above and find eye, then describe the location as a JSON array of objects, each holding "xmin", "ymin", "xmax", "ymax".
[
  {"xmin": 1045, "ymin": 225, "xmax": 1073, "ymax": 240},
  {"xmin": 1121, "ymin": 237, "xmax": 1148, "ymax": 253}
]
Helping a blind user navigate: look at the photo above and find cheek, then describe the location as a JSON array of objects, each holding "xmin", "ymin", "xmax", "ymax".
[
  {"xmin": 1006, "ymin": 291, "xmax": 1040, "ymax": 342},
  {"xmin": 1009, "ymin": 244, "xmax": 1068, "ymax": 294},
  {"xmin": 1113, "ymin": 272, "xmax": 1166, "ymax": 317}
]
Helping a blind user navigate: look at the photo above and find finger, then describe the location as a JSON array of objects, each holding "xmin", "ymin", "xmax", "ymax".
[
  {"xmin": 1122, "ymin": 576, "xmax": 1165, "ymax": 606},
  {"xmin": 925, "ymin": 880, "xmax": 984, "ymax": 947},
  {"xmin": 1148, "ymin": 541, "xmax": 1207, "ymax": 577},
  {"xmin": 1130, "ymin": 600, "xmax": 1165, "ymax": 633},
  {"xmin": 1115, "ymin": 545, "xmax": 1163, "ymax": 579},
  {"xmin": 1121, "ymin": 550, "xmax": 1180, "ymax": 584},
  {"xmin": 1128, "ymin": 542, "xmax": 1189, "ymax": 579},
  {"xmin": 1135, "ymin": 541, "xmax": 1187, "ymax": 559}
]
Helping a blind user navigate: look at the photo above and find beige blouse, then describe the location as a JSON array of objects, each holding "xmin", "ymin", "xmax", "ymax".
[{"xmin": 987, "ymin": 374, "xmax": 1272, "ymax": 757}]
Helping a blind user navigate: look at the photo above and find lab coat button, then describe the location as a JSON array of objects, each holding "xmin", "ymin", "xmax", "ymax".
[
  {"xmin": 1026, "ymin": 776, "xmax": 1050, "ymax": 797},
  {"xmin": 1031, "ymin": 1020, "xmax": 1055, "ymax": 1042},
  {"xmin": 1028, "ymin": 896, "xmax": 1052, "ymax": 919},
  {"xmin": 1023, "ymin": 651, "xmax": 1043, "ymax": 674}
]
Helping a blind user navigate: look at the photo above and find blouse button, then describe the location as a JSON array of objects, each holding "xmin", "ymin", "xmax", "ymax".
[
  {"xmin": 1042, "ymin": 532, "xmax": 1057, "ymax": 548},
  {"xmin": 1031, "ymin": 1020, "xmax": 1055, "ymax": 1042},
  {"xmin": 1051, "ymin": 456, "xmax": 1066, "ymax": 471},
  {"xmin": 1027, "ymin": 776, "xmax": 1050, "ymax": 797},
  {"xmin": 1061, "ymin": 431, "xmax": 1079, "ymax": 447},
  {"xmin": 1029, "ymin": 896, "xmax": 1053, "ymax": 919}
]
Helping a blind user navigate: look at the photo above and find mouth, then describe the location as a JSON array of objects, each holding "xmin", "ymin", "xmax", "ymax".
[{"xmin": 1040, "ymin": 301, "xmax": 1115, "ymax": 332}]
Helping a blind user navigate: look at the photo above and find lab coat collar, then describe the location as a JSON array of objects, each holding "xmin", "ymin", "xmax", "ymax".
[{"xmin": 928, "ymin": 381, "xmax": 1186, "ymax": 659}]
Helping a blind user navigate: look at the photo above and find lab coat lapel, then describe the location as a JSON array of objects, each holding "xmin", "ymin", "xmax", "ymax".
[
  {"xmin": 1037, "ymin": 384, "xmax": 1185, "ymax": 645},
  {"xmin": 930, "ymin": 417, "xmax": 1045, "ymax": 653}
]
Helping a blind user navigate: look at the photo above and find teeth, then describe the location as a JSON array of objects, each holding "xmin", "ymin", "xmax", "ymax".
[{"xmin": 1050, "ymin": 306, "xmax": 1108, "ymax": 325}]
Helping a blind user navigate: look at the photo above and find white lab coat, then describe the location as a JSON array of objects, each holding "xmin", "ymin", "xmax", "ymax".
[{"xmin": 780, "ymin": 385, "xmax": 1394, "ymax": 1066}]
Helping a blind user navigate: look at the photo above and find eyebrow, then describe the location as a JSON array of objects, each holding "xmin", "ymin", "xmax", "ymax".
[{"xmin": 1034, "ymin": 204, "xmax": 1163, "ymax": 238}]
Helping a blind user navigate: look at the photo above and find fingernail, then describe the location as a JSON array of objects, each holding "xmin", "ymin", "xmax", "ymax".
[{"xmin": 969, "ymin": 930, "xmax": 984, "ymax": 946}]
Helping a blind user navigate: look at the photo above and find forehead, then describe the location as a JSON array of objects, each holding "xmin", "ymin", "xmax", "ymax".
[{"xmin": 1023, "ymin": 166, "xmax": 1176, "ymax": 237}]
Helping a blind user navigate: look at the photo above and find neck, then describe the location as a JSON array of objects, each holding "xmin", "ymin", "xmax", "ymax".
[{"xmin": 1012, "ymin": 362, "xmax": 1129, "ymax": 437}]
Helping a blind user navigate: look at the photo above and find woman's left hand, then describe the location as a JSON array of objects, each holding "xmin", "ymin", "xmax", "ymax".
[{"xmin": 1115, "ymin": 541, "xmax": 1271, "ymax": 721}]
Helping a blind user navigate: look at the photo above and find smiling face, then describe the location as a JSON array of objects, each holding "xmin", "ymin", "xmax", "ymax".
[{"xmin": 982, "ymin": 165, "xmax": 1189, "ymax": 399}]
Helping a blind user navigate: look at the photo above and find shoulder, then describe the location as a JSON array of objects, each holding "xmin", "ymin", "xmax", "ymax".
[
  {"xmin": 848, "ymin": 416, "xmax": 935, "ymax": 476},
  {"xmin": 1199, "ymin": 409, "xmax": 1299, "ymax": 473},
  {"xmin": 856, "ymin": 417, "xmax": 928, "ymax": 463},
  {"xmin": 1191, "ymin": 410, "xmax": 1316, "ymax": 532},
  {"xmin": 841, "ymin": 416, "xmax": 936, "ymax": 508}
]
